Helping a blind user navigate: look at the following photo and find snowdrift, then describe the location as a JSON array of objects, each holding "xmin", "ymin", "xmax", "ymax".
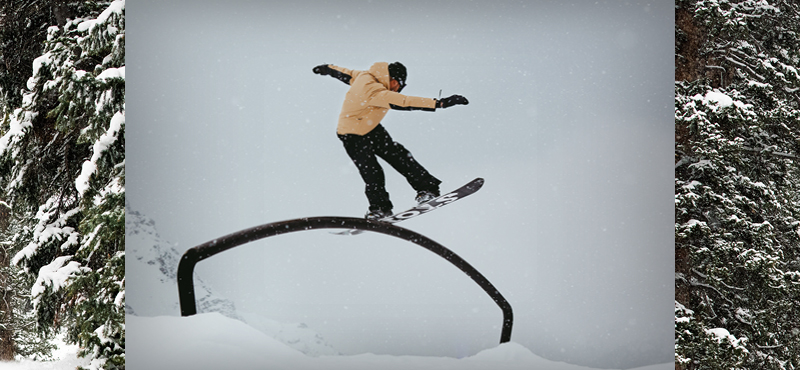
[{"xmin": 127, "ymin": 313, "xmax": 672, "ymax": 370}]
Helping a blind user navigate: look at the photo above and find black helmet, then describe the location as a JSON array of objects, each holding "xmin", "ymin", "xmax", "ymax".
[{"xmin": 388, "ymin": 62, "xmax": 407, "ymax": 92}]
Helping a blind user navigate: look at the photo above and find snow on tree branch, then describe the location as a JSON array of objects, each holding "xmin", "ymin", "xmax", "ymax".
[
  {"xmin": 30, "ymin": 256, "xmax": 88, "ymax": 310},
  {"xmin": 76, "ymin": 110, "xmax": 124, "ymax": 196}
]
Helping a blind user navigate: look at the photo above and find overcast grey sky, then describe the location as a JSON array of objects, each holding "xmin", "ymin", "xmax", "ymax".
[{"xmin": 127, "ymin": 1, "xmax": 674, "ymax": 368}]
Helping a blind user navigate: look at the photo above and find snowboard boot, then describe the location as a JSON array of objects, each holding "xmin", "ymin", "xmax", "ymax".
[
  {"xmin": 365, "ymin": 209, "xmax": 392, "ymax": 221},
  {"xmin": 415, "ymin": 190, "xmax": 439, "ymax": 205}
]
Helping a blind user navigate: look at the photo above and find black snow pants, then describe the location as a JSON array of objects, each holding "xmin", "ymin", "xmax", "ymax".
[{"xmin": 338, "ymin": 124, "xmax": 441, "ymax": 213}]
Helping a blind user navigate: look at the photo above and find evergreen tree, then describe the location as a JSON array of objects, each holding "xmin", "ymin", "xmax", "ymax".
[
  {"xmin": 0, "ymin": 247, "xmax": 57, "ymax": 361},
  {"xmin": 0, "ymin": 0, "xmax": 107, "ymax": 109},
  {"xmin": 675, "ymin": 0, "xmax": 800, "ymax": 369},
  {"xmin": 3, "ymin": 201, "xmax": 55, "ymax": 362},
  {"xmin": 0, "ymin": 1, "xmax": 124, "ymax": 368}
]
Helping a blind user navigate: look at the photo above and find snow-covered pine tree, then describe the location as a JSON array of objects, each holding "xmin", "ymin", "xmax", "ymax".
[
  {"xmin": 0, "ymin": 1, "xmax": 124, "ymax": 369},
  {"xmin": 0, "ymin": 241, "xmax": 57, "ymax": 361},
  {"xmin": 675, "ymin": 0, "xmax": 800, "ymax": 369},
  {"xmin": 3, "ymin": 200, "xmax": 56, "ymax": 362},
  {"xmin": 0, "ymin": 0, "xmax": 107, "ymax": 109}
]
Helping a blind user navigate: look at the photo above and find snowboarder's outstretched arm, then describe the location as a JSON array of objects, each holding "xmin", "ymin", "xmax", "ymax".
[
  {"xmin": 385, "ymin": 93, "xmax": 469, "ymax": 111},
  {"xmin": 313, "ymin": 64, "xmax": 354, "ymax": 85}
]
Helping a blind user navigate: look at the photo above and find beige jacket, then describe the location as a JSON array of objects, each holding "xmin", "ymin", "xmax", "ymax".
[{"xmin": 330, "ymin": 62, "xmax": 437, "ymax": 135}]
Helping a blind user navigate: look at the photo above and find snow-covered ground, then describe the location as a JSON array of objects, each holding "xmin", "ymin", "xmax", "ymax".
[
  {"xmin": 5, "ymin": 312, "xmax": 678, "ymax": 370},
  {"xmin": 6, "ymin": 319, "xmax": 673, "ymax": 370},
  {"xmin": 127, "ymin": 312, "xmax": 671, "ymax": 370},
  {"xmin": 1, "ymin": 335, "xmax": 90, "ymax": 370}
]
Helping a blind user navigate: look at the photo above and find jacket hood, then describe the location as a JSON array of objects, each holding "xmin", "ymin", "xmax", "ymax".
[{"xmin": 368, "ymin": 62, "xmax": 391, "ymax": 90}]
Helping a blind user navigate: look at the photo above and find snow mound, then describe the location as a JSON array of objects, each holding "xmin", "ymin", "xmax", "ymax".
[{"xmin": 127, "ymin": 313, "xmax": 674, "ymax": 370}]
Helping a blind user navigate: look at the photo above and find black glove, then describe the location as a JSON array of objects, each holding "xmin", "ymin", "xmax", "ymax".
[
  {"xmin": 313, "ymin": 64, "xmax": 333, "ymax": 75},
  {"xmin": 438, "ymin": 95, "xmax": 469, "ymax": 109},
  {"xmin": 313, "ymin": 64, "xmax": 352, "ymax": 85}
]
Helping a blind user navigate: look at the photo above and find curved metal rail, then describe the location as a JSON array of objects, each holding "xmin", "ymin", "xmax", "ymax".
[{"xmin": 177, "ymin": 216, "xmax": 513, "ymax": 343}]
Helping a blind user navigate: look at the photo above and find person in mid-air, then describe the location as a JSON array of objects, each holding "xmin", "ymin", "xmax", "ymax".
[{"xmin": 313, "ymin": 62, "xmax": 469, "ymax": 220}]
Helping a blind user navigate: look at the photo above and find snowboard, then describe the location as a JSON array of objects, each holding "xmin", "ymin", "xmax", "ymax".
[{"xmin": 332, "ymin": 177, "xmax": 484, "ymax": 236}]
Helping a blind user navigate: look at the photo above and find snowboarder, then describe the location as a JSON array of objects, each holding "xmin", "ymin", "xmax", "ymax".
[{"xmin": 313, "ymin": 62, "xmax": 469, "ymax": 220}]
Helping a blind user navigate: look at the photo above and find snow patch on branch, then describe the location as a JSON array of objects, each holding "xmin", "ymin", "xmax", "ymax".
[
  {"xmin": 705, "ymin": 328, "xmax": 749, "ymax": 353},
  {"xmin": 77, "ymin": 0, "xmax": 125, "ymax": 32},
  {"xmin": 96, "ymin": 66, "xmax": 125, "ymax": 81},
  {"xmin": 697, "ymin": 90, "xmax": 734, "ymax": 107},
  {"xmin": 30, "ymin": 256, "xmax": 88, "ymax": 308},
  {"xmin": 12, "ymin": 201, "xmax": 81, "ymax": 266},
  {"xmin": 692, "ymin": 89, "xmax": 752, "ymax": 112},
  {"xmin": 0, "ymin": 108, "xmax": 33, "ymax": 156},
  {"xmin": 675, "ymin": 301, "xmax": 694, "ymax": 324},
  {"xmin": 27, "ymin": 52, "xmax": 54, "ymax": 90},
  {"xmin": 76, "ymin": 111, "xmax": 125, "ymax": 195}
]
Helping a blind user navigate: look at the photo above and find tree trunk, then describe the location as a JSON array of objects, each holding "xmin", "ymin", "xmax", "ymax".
[{"xmin": 0, "ymin": 202, "xmax": 14, "ymax": 361}]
